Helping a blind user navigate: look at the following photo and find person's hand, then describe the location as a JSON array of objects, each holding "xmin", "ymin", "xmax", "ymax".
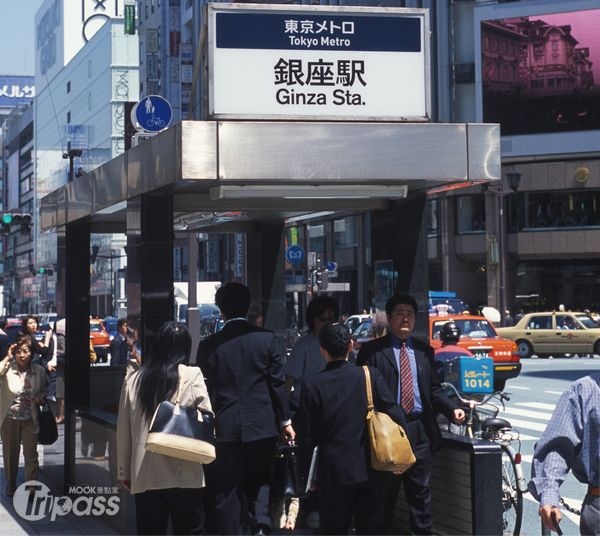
[
  {"xmin": 281, "ymin": 424, "xmax": 296, "ymax": 441},
  {"xmin": 33, "ymin": 395, "xmax": 46, "ymax": 405},
  {"xmin": 47, "ymin": 364, "xmax": 56, "ymax": 373},
  {"xmin": 540, "ymin": 505, "xmax": 562, "ymax": 533},
  {"xmin": 452, "ymin": 408, "xmax": 466, "ymax": 424},
  {"xmin": 119, "ymin": 479, "xmax": 131, "ymax": 491},
  {"xmin": 3, "ymin": 344, "xmax": 16, "ymax": 362}
]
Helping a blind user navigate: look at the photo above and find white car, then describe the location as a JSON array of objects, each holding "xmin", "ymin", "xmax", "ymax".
[{"xmin": 344, "ymin": 314, "xmax": 372, "ymax": 333}]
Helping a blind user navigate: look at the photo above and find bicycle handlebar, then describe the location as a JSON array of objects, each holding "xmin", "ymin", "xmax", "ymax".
[{"xmin": 441, "ymin": 382, "xmax": 506, "ymax": 407}]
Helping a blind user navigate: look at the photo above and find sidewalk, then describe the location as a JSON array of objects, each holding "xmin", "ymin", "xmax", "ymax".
[{"xmin": 1, "ymin": 420, "xmax": 122, "ymax": 535}]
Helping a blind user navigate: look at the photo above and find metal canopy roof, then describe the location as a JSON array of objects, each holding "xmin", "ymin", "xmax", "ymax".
[{"xmin": 40, "ymin": 121, "xmax": 500, "ymax": 232}]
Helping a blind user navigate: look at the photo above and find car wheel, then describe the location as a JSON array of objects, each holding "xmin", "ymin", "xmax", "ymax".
[
  {"xmin": 594, "ymin": 340, "xmax": 600, "ymax": 357},
  {"xmin": 516, "ymin": 340, "xmax": 533, "ymax": 359}
]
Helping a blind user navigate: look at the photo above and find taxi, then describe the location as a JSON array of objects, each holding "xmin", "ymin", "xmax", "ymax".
[
  {"xmin": 429, "ymin": 313, "xmax": 521, "ymax": 391},
  {"xmin": 497, "ymin": 311, "xmax": 600, "ymax": 358}
]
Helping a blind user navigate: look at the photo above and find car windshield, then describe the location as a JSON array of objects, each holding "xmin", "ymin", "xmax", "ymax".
[
  {"xmin": 352, "ymin": 320, "xmax": 373, "ymax": 338},
  {"xmin": 432, "ymin": 319, "xmax": 496, "ymax": 340},
  {"xmin": 575, "ymin": 315, "xmax": 597, "ymax": 329},
  {"xmin": 90, "ymin": 323, "xmax": 104, "ymax": 332}
]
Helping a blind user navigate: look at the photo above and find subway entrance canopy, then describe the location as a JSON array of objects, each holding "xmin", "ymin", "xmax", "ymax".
[{"xmin": 40, "ymin": 120, "xmax": 499, "ymax": 232}]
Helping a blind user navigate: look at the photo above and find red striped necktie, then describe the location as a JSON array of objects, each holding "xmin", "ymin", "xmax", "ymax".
[{"xmin": 400, "ymin": 342, "xmax": 415, "ymax": 414}]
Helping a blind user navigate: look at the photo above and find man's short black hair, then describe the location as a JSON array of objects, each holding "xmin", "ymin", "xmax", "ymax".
[
  {"xmin": 385, "ymin": 294, "xmax": 418, "ymax": 316},
  {"xmin": 319, "ymin": 323, "xmax": 351, "ymax": 360},
  {"xmin": 117, "ymin": 318, "xmax": 128, "ymax": 329},
  {"xmin": 215, "ymin": 282, "xmax": 251, "ymax": 319},
  {"xmin": 0, "ymin": 317, "xmax": 6, "ymax": 329}
]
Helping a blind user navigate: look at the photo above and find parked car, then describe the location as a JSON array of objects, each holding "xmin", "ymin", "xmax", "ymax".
[
  {"xmin": 90, "ymin": 318, "xmax": 110, "ymax": 363},
  {"xmin": 497, "ymin": 311, "xmax": 600, "ymax": 359},
  {"xmin": 199, "ymin": 314, "xmax": 224, "ymax": 341},
  {"xmin": 344, "ymin": 313, "xmax": 372, "ymax": 334},
  {"xmin": 430, "ymin": 314, "xmax": 521, "ymax": 391}
]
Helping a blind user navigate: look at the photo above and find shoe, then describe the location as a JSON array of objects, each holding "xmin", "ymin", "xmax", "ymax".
[
  {"xmin": 93, "ymin": 456, "xmax": 107, "ymax": 461},
  {"xmin": 253, "ymin": 524, "xmax": 271, "ymax": 536}
]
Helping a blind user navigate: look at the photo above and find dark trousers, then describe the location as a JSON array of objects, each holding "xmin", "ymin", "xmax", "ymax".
[
  {"xmin": 134, "ymin": 487, "xmax": 204, "ymax": 535},
  {"xmin": 385, "ymin": 419, "xmax": 433, "ymax": 535},
  {"xmin": 319, "ymin": 473, "xmax": 388, "ymax": 535},
  {"xmin": 215, "ymin": 437, "xmax": 276, "ymax": 535}
]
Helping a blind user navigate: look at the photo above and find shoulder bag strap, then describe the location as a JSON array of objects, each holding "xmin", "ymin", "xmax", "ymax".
[{"xmin": 363, "ymin": 365, "xmax": 374, "ymax": 412}]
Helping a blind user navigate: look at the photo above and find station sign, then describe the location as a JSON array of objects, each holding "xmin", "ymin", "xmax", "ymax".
[
  {"xmin": 285, "ymin": 245, "xmax": 305, "ymax": 265},
  {"xmin": 208, "ymin": 4, "xmax": 430, "ymax": 121}
]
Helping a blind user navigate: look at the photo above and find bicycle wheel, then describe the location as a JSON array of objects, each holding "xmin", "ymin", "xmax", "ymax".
[{"xmin": 501, "ymin": 446, "xmax": 523, "ymax": 536}]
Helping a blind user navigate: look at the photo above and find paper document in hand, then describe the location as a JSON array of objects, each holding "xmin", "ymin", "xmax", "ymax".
[{"xmin": 306, "ymin": 446, "xmax": 318, "ymax": 494}]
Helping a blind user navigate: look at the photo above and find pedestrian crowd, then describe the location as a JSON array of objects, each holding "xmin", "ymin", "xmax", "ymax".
[{"xmin": 115, "ymin": 285, "xmax": 467, "ymax": 535}]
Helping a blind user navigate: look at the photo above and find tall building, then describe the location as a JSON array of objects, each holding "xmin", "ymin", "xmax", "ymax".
[{"xmin": 33, "ymin": 0, "xmax": 139, "ymax": 314}]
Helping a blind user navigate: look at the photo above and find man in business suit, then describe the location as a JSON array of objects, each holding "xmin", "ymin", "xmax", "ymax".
[
  {"xmin": 356, "ymin": 294, "xmax": 465, "ymax": 535},
  {"xmin": 295, "ymin": 323, "xmax": 408, "ymax": 535},
  {"xmin": 197, "ymin": 282, "xmax": 294, "ymax": 535}
]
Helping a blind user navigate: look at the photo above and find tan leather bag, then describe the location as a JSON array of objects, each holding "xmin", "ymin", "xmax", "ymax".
[{"xmin": 363, "ymin": 366, "xmax": 416, "ymax": 473}]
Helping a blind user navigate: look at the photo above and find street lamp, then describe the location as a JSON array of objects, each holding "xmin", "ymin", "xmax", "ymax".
[{"xmin": 497, "ymin": 170, "xmax": 522, "ymax": 326}]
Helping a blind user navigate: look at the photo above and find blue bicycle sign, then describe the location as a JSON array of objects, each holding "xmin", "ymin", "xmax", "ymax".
[{"xmin": 134, "ymin": 95, "xmax": 173, "ymax": 132}]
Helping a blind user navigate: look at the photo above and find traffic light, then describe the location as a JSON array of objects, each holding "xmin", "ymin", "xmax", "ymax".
[
  {"xmin": 1, "ymin": 213, "xmax": 32, "ymax": 234},
  {"xmin": 37, "ymin": 267, "xmax": 54, "ymax": 276},
  {"xmin": 316, "ymin": 271, "xmax": 328, "ymax": 290}
]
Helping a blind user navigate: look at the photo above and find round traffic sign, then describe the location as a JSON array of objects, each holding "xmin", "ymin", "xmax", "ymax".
[
  {"xmin": 285, "ymin": 245, "xmax": 305, "ymax": 266},
  {"xmin": 135, "ymin": 95, "xmax": 173, "ymax": 132}
]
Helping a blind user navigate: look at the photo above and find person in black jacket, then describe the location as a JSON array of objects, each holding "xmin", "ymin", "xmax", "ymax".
[
  {"xmin": 356, "ymin": 294, "xmax": 465, "ymax": 535},
  {"xmin": 196, "ymin": 282, "xmax": 294, "ymax": 536},
  {"xmin": 295, "ymin": 323, "xmax": 408, "ymax": 535}
]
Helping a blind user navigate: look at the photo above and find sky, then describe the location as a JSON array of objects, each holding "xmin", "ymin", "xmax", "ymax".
[{"xmin": 0, "ymin": 0, "xmax": 44, "ymax": 76}]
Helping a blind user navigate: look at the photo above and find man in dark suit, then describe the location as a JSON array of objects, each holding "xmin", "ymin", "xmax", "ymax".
[
  {"xmin": 197, "ymin": 282, "xmax": 294, "ymax": 535},
  {"xmin": 109, "ymin": 318, "xmax": 129, "ymax": 366},
  {"xmin": 356, "ymin": 294, "xmax": 465, "ymax": 535},
  {"xmin": 295, "ymin": 323, "xmax": 408, "ymax": 535}
]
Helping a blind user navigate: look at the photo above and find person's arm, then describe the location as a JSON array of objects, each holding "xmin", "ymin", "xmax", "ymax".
[
  {"xmin": 0, "ymin": 345, "xmax": 14, "ymax": 376},
  {"xmin": 266, "ymin": 334, "xmax": 295, "ymax": 438},
  {"xmin": 528, "ymin": 385, "xmax": 582, "ymax": 530},
  {"xmin": 190, "ymin": 367, "xmax": 213, "ymax": 416}
]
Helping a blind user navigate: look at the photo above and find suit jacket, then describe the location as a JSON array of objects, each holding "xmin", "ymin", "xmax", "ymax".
[
  {"xmin": 0, "ymin": 359, "xmax": 47, "ymax": 433},
  {"xmin": 116, "ymin": 364, "xmax": 213, "ymax": 494},
  {"xmin": 196, "ymin": 319, "xmax": 290, "ymax": 443},
  {"xmin": 356, "ymin": 334, "xmax": 458, "ymax": 454},
  {"xmin": 110, "ymin": 332, "xmax": 129, "ymax": 366},
  {"xmin": 295, "ymin": 360, "xmax": 407, "ymax": 488}
]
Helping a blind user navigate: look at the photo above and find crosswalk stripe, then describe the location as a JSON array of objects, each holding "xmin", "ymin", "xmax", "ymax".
[
  {"xmin": 498, "ymin": 407, "xmax": 553, "ymax": 421},
  {"xmin": 515, "ymin": 433, "xmax": 540, "ymax": 441},
  {"xmin": 544, "ymin": 390, "xmax": 564, "ymax": 395},
  {"xmin": 498, "ymin": 417, "xmax": 548, "ymax": 432},
  {"xmin": 505, "ymin": 385, "xmax": 531, "ymax": 390},
  {"xmin": 520, "ymin": 454, "xmax": 533, "ymax": 463},
  {"xmin": 515, "ymin": 402, "xmax": 556, "ymax": 411}
]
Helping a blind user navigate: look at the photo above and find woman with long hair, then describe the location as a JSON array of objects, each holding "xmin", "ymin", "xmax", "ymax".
[
  {"xmin": 0, "ymin": 334, "xmax": 47, "ymax": 497},
  {"xmin": 117, "ymin": 321, "xmax": 213, "ymax": 535},
  {"xmin": 20, "ymin": 316, "xmax": 50, "ymax": 369}
]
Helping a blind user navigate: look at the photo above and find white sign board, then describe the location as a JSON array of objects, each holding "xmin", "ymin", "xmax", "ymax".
[{"xmin": 208, "ymin": 5, "xmax": 430, "ymax": 121}]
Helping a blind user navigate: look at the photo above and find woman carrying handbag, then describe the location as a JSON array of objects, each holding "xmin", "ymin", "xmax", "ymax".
[
  {"xmin": 117, "ymin": 321, "xmax": 214, "ymax": 535},
  {"xmin": 0, "ymin": 335, "xmax": 48, "ymax": 497}
]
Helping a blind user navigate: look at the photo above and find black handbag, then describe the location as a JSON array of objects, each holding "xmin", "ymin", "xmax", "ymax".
[
  {"xmin": 145, "ymin": 381, "xmax": 216, "ymax": 464},
  {"xmin": 271, "ymin": 442, "xmax": 307, "ymax": 499},
  {"xmin": 38, "ymin": 402, "xmax": 58, "ymax": 445}
]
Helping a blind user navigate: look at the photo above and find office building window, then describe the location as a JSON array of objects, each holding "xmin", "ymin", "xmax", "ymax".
[
  {"xmin": 455, "ymin": 194, "xmax": 486, "ymax": 234},
  {"xmin": 514, "ymin": 190, "xmax": 600, "ymax": 230},
  {"xmin": 427, "ymin": 199, "xmax": 440, "ymax": 236}
]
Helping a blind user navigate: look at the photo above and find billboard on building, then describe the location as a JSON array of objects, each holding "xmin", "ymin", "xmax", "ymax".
[
  {"xmin": 35, "ymin": 0, "xmax": 124, "ymax": 82},
  {"xmin": 0, "ymin": 76, "xmax": 35, "ymax": 108},
  {"xmin": 481, "ymin": 7, "xmax": 600, "ymax": 136},
  {"xmin": 208, "ymin": 4, "xmax": 430, "ymax": 121}
]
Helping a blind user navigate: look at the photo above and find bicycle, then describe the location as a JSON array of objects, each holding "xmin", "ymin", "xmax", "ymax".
[{"xmin": 441, "ymin": 382, "xmax": 528, "ymax": 536}]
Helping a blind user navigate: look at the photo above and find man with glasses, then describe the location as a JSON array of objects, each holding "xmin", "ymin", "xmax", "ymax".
[{"xmin": 357, "ymin": 294, "xmax": 464, "ymax": 535}]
